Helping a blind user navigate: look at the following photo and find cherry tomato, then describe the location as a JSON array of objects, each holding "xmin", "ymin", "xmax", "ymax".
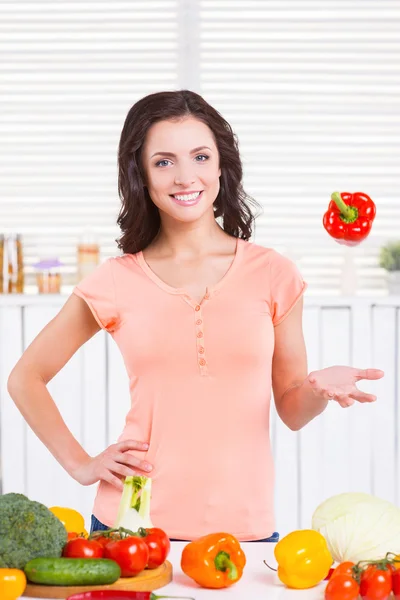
[
  {"xmin": 62, "ymin": 537, "xmax": 104, "ymax": 558},
  {"xmin": 325, "ymin": 573, "xmax": 360, "ymax": 600},
  {"xmin": 104, "ymin": 537, "xmax": 149, "ymax": 577},
  {"xmin": 140, "ymin": 528, "xmax": 170, "ymax": 569},
  {"xmin": 360, "ymin": 564, "xmax": 392, "ymax": 600},
  {"xmin": 0, "ymin": 569, "xmax": 27, "ymax": 600},
  {"xmin": 331, "ymin": 562, "xmax": 356, "ymax": 579}
]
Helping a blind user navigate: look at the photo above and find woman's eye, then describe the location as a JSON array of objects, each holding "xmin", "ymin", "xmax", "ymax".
[
  {"xmin": 195, "ymin": 154, "xmax": 209, "ymax": 162},
  {"xmin": 155, "ymin": 159, "xmax": 171, "ymax": 167}
]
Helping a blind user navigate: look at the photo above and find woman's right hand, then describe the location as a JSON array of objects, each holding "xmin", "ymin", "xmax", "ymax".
[{"xmin": 70, "ymin": 439, "xmax": 153, "ymax": 490}]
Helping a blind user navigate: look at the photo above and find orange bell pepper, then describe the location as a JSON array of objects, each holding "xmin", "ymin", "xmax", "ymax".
[{"xmin": 181, "ymin": 532, "xmax": 246, "ymax": 589}]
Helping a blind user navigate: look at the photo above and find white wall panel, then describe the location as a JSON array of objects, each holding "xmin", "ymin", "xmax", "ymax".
[
  {"xmin": 0, "ymin": 306, "xmax": 25, "ymax": 494},
  {"xmin": 371, "ymin": 307, "xmax": 397, "ymax": 504},
  {"xmin": 298, "ymin": 306, "xmax": 322, "ymax": 528}
]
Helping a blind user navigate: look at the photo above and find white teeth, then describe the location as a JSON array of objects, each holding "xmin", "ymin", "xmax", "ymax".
[{"xmin": 173, "ymin": 192, "xmax": 201, "ymax": 201}]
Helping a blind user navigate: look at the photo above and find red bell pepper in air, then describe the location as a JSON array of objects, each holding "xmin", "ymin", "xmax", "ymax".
[{"xmin": 323, "ymin": 191, "xmax": 376, "ymax": 246}]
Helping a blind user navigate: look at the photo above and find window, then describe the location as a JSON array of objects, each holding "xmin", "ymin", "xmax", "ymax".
[{"xmin": 1, "ymin": 0, "xmax": 398, "ymax": 295}]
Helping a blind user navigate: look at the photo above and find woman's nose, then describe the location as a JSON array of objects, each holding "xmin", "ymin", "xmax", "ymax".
[{"xmin": 174, "ymin": 167, "xmax": 196, "ymax": 186}]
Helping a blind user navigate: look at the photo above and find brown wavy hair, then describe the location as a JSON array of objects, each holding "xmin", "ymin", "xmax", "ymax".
[{"xmin": 116, "ymin": 90, "xmax": 262, "ymax": 254}]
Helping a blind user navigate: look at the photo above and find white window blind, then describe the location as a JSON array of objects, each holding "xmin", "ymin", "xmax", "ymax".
[
  {"xmin": 0, "ymin": 1, "xmax": 179, "ymax": 290},
  {"xmin": 1, "ymin": 0, "xmax": 399, "ymax": 295},
  {"xmin": 199, "ymin": 0, "xmax": 400, "ymax": 295}
]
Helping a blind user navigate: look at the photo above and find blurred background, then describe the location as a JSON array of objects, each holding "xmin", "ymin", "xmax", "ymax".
[{"xmin": 0, "ymin": 1, "xmax": 400, "ymax": 533}]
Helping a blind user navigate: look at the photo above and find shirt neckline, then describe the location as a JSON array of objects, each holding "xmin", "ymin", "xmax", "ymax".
[{"xmin": 135, "ymin": 236, "xmax": 245, "ymax": 298}]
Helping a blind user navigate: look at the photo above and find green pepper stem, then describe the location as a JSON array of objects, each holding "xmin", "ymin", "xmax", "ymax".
[
  {"xmin": 263, "ymin": 559, "xmax": 277, "ymax": 572},
  {"xmin": 214, "ymin": 550, "xmax": 238, "ymax": 580},
  {"xmin": 331, "ymin": 191, "xmax": 352, "ymax": 218}
]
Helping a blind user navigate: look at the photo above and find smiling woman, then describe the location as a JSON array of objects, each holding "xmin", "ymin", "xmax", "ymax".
[
  {"xmin": 116, "ymin": 89, "xmax": 262, "ymax": 254},
  {"xmin": 7, "ymin": 89, "xmax": 384, "ymax": 546}
]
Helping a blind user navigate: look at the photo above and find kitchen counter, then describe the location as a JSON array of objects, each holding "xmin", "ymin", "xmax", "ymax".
[{"xmin": 24, "ymin": 541, "xmax": 327, "ymax": 600}]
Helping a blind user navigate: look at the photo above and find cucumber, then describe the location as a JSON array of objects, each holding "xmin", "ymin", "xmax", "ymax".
[{"xmin": 24, "ymin": 557, "xmax": 121, "ymax": 586}]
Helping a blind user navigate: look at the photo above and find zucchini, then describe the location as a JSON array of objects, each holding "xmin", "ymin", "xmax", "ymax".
[{"xmin": 24, "ymin": 557, "xmax": 121, "ymax": 586}]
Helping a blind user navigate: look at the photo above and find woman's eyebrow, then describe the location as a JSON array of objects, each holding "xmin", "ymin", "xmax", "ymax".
[{"xmin": 150, "ymin": 145, "xmax": 212, "ymax": 159}]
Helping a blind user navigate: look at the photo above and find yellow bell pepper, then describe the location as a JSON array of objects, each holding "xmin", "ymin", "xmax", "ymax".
[
  {"xmin": 274, "ymin": 529, "xmax": 332, "ymax": 589},
  {"xmin": 0, "ymin": 568, "xmax": 26, "ymax": 600},
  {"xmin": 49, "ymin": 506, "xmax": 86, "ymax": 534}
]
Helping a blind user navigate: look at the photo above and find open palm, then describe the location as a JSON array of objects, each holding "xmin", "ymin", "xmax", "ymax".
[{"xmin": 308, "ymin": 365, "xmax": 384, "ymax": 408}]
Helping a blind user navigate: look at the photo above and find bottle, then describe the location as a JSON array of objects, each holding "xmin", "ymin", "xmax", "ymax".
[
  {"xmin": 77, "ymin": 231, "xmax": 100, "ymax": 282},
  {"xmin": 0, "ymin": 233, "xmax": 24, "ymax": 294}
]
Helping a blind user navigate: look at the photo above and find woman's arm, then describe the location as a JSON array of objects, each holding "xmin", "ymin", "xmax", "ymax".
[
  {"xmin": 272, "ymin": 298, "xmax": 384, "ymax": 431},
  {"xmin": 7, "ymin": 294, "xmax": 152, "ymax": 490},
  {"xmin": 271, "ymin": 297, "xmax": 327, "ymax": 431}
]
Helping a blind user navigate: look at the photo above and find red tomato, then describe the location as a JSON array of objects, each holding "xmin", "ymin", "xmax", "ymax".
[
  {"xmin": 104, "ymin": 537, "xmax": 149, "ymax": 577},
  {"xmin": 140, "ymin": 528, "xmax": 171, "ymax": 569},
  {"xmin": 331, "ymin": 562, "xmax": 356, "ymax": 579},
  {"xmin": 62, "ymin": 537, "xmax": 104, "ymax": 558},
  {"xmin": 325, "ymin": 574, "xmax": 360, "ymax": 600},
  {"xmin": 360, "ymin": 565, "xmax": 392, "ymax": 600},
  {"xmin": 392, "ymin": 568, "xmax": 400, "ymax": 599}
]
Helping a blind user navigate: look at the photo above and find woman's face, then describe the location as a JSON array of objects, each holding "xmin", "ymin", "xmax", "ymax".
[{"xmin": 142, "ymin": 116, "xmax": 221, "ymax": 223}]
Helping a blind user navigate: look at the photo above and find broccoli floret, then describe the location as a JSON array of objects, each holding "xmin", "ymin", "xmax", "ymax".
[{"xmin": 0, "ymin": 492, "xmax": 67, "ymax": 569}]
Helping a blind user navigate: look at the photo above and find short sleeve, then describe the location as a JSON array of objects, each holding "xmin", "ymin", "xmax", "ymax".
[
  {"xmin": 269, "ymin": 251, "xmax": 307, "ymax": 326},
  {"xmin": 73, "ymin": 258, "xmax": 121, "ymax": 332}
]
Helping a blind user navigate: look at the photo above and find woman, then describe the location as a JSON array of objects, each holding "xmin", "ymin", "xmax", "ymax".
[{"xmin": 7, "ymin": 90, "xmax": 384, "ymax": 542}]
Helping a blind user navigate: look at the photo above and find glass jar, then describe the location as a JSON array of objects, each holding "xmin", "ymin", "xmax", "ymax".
[
  {"xmin": 0, "ymin": 233, "xmax": 24, "ymax": 294},
  {"xmin": 33, "ymin": 259, "xmax": 63, "ymax": 294}
]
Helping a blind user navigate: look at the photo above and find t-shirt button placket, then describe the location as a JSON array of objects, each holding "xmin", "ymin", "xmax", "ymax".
[{"xmin": 194, "ymin": 305, "xmax": 207, "ymax": 374}]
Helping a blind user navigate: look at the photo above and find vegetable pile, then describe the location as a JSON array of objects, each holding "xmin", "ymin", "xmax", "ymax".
[
  {"xmin": 0, "ymin": 479, "xmax": 246, "ymax": 595},
  {"xmin": 324, "ymin": 554, "xmax": 400, "ymax": 600},
  {"xmin": 0, "ymin": 480, "xmax": 173, "ymax": 594},
  {"xmin": 21, "ymin": 476, "xmax": 172, "ymax": 586},
  {"xmin": 86, "ymin": 526, "xmax": 171, "ymax": 577}
]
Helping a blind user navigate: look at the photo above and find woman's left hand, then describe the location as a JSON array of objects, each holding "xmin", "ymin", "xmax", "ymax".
[{"xmin": 307, "ymin": 366, "xmax": 384, "ymax": 408}]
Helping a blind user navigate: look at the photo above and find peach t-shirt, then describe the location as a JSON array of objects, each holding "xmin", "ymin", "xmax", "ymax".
[{"xmin": 73, "ymin": 237, "xmax": 307, "ymax": 541}]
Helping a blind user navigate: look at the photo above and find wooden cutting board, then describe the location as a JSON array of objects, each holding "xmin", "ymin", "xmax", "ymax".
[{"xmin": 23, "ymin": 561, "xmax": 172, "ymax": 598}]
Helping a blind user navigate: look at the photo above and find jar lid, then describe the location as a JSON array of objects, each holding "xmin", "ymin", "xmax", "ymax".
[{"xmin": 33, "ymin": 258, "xmax": 64, "ymax": 270}]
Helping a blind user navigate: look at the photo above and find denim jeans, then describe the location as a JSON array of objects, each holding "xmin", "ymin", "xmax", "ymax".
[{"xmin": 90, "ymin": 514, "xmax": 279, "ymax": 542}]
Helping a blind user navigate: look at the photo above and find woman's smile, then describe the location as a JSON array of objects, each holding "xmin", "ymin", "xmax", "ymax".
[{"xmin": 170, "ymin": 190, "xmax": 204, "ymax": 206}]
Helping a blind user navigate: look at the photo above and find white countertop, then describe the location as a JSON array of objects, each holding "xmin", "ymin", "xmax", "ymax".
[{"xmin": 24, "ymin": 542, "xmax": 327, "ymax": 600}]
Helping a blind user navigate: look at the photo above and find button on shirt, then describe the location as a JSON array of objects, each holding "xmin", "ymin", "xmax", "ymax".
[{"xmin": 73, "ymin": 238, "xmax": 307, "ymax": 540}]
